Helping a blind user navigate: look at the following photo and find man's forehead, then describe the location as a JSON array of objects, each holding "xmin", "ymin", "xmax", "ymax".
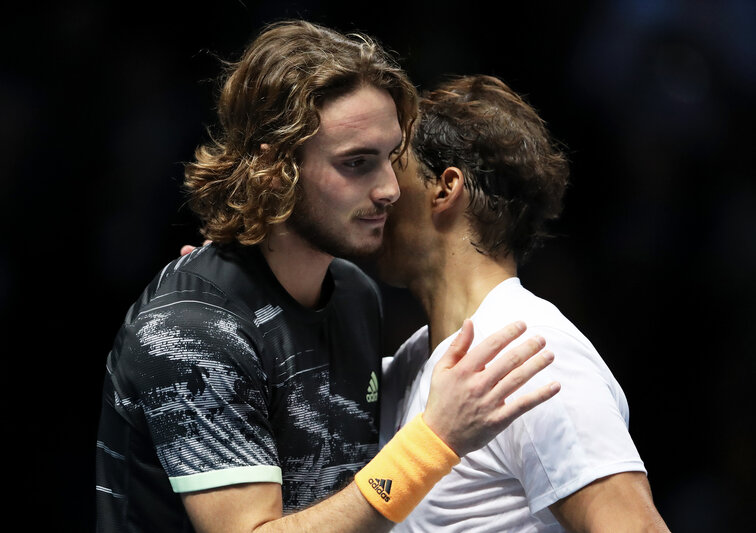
[
  {"xmin": 316, "ymin": 86, "xmax": 402, "ymax": 145},
  {"xmin": 320, "ymin": 101, "xmax": 395, "ymax": 128}
]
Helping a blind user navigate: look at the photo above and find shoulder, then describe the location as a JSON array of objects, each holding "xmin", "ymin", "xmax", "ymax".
[
  {"xmin": 473, "ymin": 279, "xmax": 598, "ymax": 358},
  {"xmin": 475, "ymin": 283, "xmax": 626, "ymax": 417},
  {"xmin": 112, "ymin": 247, "xmax": 265, "ymax": 373},
  {"xmin": 127, "ymin": 277, "xmax": 250, "ymax": 339},
  {"xmin": 479, "ymin": 279, "xmax": 570, "ymax": 327},
  {"xmin": 112, "ymin": 298, "xmax": 259, "ymax": 385},
  {"xmin": 469, "ymin": 278, "xmax": 633, "ymax": 436},
  {"xmin": 138, "ymin": 244, "xmax": 236, "ymax": 306},
  {"xmin": 108, "ymin": 294, "xmax": 265, "ymax": 417},
  {"xmin": 137, "ymin": 243, "xmax": 286, "ymax": 323}
]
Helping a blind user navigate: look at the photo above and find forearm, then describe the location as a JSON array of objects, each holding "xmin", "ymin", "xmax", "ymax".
[
  {"xmin": 255, "ymin": 483, "xmax": 393, "ymax": 533},
  {"xmin": 550, "ymin": 472, "xmax": 670, "ymax": 533},
  {"xmin": 578, "ymin": 494, "xmax": 670, "ymax": 533},
  {"xmin": 184, "ymin": 415, "xmax": 456, "ymax": 533},
  {"xmin": 183, "ymin": 482, "xmax": 394, "ymax": 533},
  {"xmin": 564, "ymin": 511, "xmax": 670, "ymax": 533}
]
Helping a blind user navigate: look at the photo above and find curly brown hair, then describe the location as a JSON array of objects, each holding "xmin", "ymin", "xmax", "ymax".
[
  {"xmin": 184, "ymin": 20, "xmax": 417, "ymax": 245},
  {"xmin": 411, "ymin": 75, "xmax": 569, "ymax": 263}
]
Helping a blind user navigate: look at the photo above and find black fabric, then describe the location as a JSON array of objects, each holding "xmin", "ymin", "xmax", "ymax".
[{"xmin": 95, "ymin": 243, "xmax": 383, "ymax": 532}]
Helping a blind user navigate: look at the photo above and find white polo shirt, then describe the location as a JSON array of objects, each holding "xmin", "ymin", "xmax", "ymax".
[{"xmin": 381, "ymin": 277, "xmax": 646, "ymax": 532}]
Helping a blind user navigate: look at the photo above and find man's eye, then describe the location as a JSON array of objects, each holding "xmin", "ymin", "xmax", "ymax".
[{"xmin": 344, "ymin": 158, "xmax": 366, "ymax": 168}]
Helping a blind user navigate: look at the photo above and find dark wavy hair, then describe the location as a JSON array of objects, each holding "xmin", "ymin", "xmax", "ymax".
[
  {"xmin": 184, "ymin": 20, "xmax": 417, "ymax": 245},
  {"xmin": 412, "ymin": 75, "xmax": 569, "ymax": 262}
]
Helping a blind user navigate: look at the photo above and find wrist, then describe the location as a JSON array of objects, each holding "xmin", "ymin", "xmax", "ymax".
[{"xmin": 354, "ymin": 413, "xmax": 460, "ymax": 523}]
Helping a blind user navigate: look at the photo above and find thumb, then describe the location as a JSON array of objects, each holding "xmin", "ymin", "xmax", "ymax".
[{"xmin": 435, "ymin": 319, "xmax": 474, "ymax": 371}]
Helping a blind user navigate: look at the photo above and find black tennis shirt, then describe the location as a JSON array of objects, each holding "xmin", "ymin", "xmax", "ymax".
[{"xmin": 96, "ymin": 243, "xmax": 383, "ymax": 532}]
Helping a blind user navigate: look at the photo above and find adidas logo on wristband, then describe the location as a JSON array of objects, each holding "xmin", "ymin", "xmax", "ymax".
[{"xmin": 368, "ymin": 477, "xmax": 392, "ymax": 502}]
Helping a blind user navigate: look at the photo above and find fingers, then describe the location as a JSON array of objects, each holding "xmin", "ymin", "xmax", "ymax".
[
  {"xmin": 496, "ymin": 379, "xmax": 561, "ymax": 425},
  {"xmin": 490, "ymin": 347, "xmax": 556, "ymax": 398},
  {"xmin": 486, "ymin": 342, "xmax": 560, "ymax": 430},
  {"xmin": 483, "ymin": 335, "xmax": 546, "ymax": 388},
  {"xmin": 456, "ymin": 321, "xmax": 527, "ymax": 372},
  {"xmin": 436, "ymin": 319, "xmax": 474, "ymax": 370},
  {"xmin": 423, "ymin": 322, "xmax": 561, "ymax": 457}
]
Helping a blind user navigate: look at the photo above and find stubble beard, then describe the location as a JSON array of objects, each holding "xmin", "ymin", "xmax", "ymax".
[{"xmin": 287, "ymin": 195, "xmax": 385, "ymax": 262}]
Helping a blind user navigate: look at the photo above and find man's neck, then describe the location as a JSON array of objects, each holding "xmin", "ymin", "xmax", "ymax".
[
  {"xmin": 260, "ymin": 223, "xmax": 334, "ymax": 309},
  {"xmin": 410, "ymin": 243, "xmax": 517, "ymax": 351}
]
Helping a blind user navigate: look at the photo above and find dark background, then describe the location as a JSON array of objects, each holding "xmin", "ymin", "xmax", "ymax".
[{"xmin": 4, "ymin": 1, "xmax": 754, "ymax": 530}]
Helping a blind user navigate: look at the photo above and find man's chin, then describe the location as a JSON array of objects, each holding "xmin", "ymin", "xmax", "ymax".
[
  {"xmin": 339, "ymin": 241, "xmax": 383, "ymax": 262},
  {"xmin": 340, "ymin": 228, "xmax": 386, "ymax": 260},
  {"xmin": 315, "ymin": 230, "xmax": 381, "ymax": 263},
  {"xmin": 290, "ymin": 219, "xmax": 384, "ymax": 262}
]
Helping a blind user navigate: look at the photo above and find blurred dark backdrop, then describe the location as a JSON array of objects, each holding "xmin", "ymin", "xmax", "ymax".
[{"xmin": 3, "ymin": 1, "xmax": 754, "ymax": 530}]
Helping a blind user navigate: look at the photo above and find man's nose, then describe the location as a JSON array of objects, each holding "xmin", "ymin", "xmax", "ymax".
[{"xmin": 372, "ymin": 160, "xmax": 401, "ymax": 205}]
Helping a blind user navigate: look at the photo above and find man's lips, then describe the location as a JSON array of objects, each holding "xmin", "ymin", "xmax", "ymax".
[
  {"xmin": 357, "ymin": 213, "xmax": 387, "ymax": 224},
  {"xmin": 355, "ymin": 207, "xmax": 389, "ymax": 223}
]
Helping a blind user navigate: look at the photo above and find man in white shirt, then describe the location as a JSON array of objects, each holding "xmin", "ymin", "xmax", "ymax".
[{"xmin": 378, "ymin": 74, "xmax": 670, "ymax": 532}]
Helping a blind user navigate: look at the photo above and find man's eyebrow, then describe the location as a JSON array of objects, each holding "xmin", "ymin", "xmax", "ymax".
[
  {"xmin": 335, "ymin": 138, "xmax": 404, "ymax": 158},
  {"xmin": 335, "ymin": 146, "xmax": 381, "ymax": 157}
]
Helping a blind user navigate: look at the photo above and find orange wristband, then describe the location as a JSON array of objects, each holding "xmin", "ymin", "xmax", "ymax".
[{"xmin": 354, "ymin": 413, "xmax": 460, "ymax": 523}]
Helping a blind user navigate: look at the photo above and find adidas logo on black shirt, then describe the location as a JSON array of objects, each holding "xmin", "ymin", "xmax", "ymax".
[{"xmin": 366, "ymin": 371, "xmax": 379, "ymax": 403}]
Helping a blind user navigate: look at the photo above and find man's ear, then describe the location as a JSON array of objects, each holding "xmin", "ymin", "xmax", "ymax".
[{"xmin": 431, "ymin": 167, "xmax": 465, "ymax": 214}]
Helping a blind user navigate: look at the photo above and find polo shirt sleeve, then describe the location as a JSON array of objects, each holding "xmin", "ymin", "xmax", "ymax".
[
  {"xmin": 490, "ymin": 325, "xmax": 647, "ymax": 523},
  {"xmin": 117, "ymin": 300, "xmax": 281, "ymax": 493}
]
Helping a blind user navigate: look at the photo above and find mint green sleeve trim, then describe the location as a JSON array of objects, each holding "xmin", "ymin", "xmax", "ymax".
[{"xmin": 169, "ymin": 465, "xmax": 282, "ymax": 493}]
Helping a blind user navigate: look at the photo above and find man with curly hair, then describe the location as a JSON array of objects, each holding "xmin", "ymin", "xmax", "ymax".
[
  {"xmin": 95, "ymin": 21, "xmax": 560, "ymax": 533},
  {"xmin": 378, "ymin": 74, "xmax": 669, "ymax": 532}
]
